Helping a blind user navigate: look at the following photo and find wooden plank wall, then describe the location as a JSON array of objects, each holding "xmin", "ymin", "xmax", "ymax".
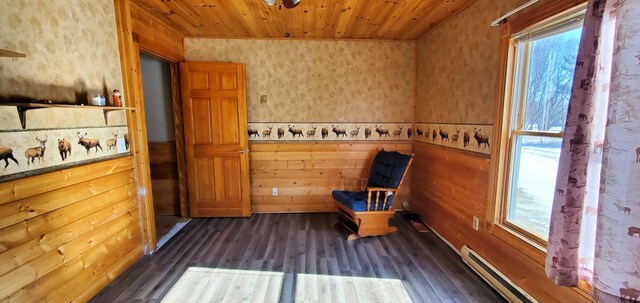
[
  {"xmin": 130, "ymin": 1, "xmax": 185, "ymax": 62},
  {"xmin": 250, "ymin": 142, "xmax": 412, "ymax": 213},
  {"xmin": 0, "ymin": 157, "xmax": 143, "ymax": 302},
  {"xmin": 410, "ymin": 142, "xmax": 588, "ymax": 303},
  {"xmin": 149, "ymin": 142, "xmax": 180, "ymax": 215}
]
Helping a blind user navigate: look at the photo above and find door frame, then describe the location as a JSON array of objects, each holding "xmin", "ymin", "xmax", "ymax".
[
  {"xmin": 139, "ymin": 50, "xmax": 189, "ymax": 219},
  {"xmin": 114, "ymin": 0, "xmax": 188, "ymax": 253}
]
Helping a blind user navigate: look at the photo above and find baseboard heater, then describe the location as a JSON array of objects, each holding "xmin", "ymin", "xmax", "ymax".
[{"xmin": 460, "ymin": 245, "xmax": 538, "ymax": 303}]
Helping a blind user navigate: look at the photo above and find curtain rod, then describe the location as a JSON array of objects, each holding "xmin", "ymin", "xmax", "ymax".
[{"xmin": 491, "ymin": 0, "xmax": 539, "ymax": 27}]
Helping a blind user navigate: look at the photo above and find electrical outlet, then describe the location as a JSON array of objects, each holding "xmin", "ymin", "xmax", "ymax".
[
  {"xmin": 473, "ymin": 216, "xmax": 479, "ymax": 231},
  {"xmin": 272, "ymin": 187, "xmax": 278, "ymax": 197}
]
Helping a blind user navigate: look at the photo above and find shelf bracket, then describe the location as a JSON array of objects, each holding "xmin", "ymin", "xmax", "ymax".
[
  {"xmin": 103, "ymin": 108, "xmax": 121, "ymax": 126},
  {"xmin": 16, "ymin": 105, "xmax": 32, "ymax": 129}
]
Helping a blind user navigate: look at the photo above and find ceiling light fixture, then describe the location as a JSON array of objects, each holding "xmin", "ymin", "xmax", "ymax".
[{"xmin": 262, "ymin": 0, "xmax": 301, "ymax": 9}]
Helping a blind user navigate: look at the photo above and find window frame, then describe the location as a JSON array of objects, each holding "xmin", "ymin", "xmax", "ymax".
[
  {"xmin": 501, "ymin": 11, "xmax": 585, "ymax": 246},
  {"xmin": 489, "ymin": 0, "xmax": 588, "ymax": 254}
]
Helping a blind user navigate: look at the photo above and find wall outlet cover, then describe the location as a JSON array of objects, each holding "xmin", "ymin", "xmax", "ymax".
[
  {"xmin": 272, "ymin": 187, "xmax": 278, "ymax": 196},
  {"xmin": 473, "ymin": 216, "xmax": 479, "ymax": 231}
]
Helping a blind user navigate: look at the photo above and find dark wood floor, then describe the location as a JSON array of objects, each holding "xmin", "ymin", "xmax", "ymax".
[{"xmin": 91, "ymin": 213, "xmax": 505, "ymax": 303}]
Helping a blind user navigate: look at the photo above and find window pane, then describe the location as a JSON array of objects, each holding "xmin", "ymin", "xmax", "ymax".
[
  {"xmin": 507, "ymin": 135, "xmax": 562, "ymax": 239},
  {"xmin": 521, "ymin": 27, "xmax": 582, "ymax": 132}
]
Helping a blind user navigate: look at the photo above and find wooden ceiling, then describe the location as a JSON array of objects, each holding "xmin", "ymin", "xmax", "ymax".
[{"xmin": 130, "ymin": 0, "xmax": 477, "ymax": 40}]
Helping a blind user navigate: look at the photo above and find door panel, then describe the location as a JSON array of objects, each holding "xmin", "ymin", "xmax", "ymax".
[
  {"xmin": 219, "ymin": 73, "xmax": 237, "ymax": 90},
  {"xmin": 181, "ymin": 62, "xmax": 251, "ymax": 217},
  {"xmin": 191, "ymin": 99, "xmax": 213, "ymax": 144},
  {"xmin": 220, "ymin": 99, "xmax": 240, "ymax": 144}
]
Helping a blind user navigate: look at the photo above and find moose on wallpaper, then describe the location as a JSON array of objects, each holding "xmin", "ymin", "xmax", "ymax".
[{"xmin": 77, "ymin": 132, "xmax": 103, "ymax": 155}]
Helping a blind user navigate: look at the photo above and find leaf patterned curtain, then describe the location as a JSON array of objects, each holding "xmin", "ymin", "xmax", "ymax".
[{"xmin": 546, "ymin": 0, "xmax": 640, "ymax": 301}]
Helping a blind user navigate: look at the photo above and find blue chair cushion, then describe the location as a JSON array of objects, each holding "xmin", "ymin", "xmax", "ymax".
[
  {"xmin": 367, "ymin": 151, "xmax": 412, "ymax": 189},
  {"xmin": 332, "ymin": 190, "xmax": 395, "ymax": 212}
]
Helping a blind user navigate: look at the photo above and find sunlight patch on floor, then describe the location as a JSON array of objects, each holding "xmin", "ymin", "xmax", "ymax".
[
  {"xmin": 161, "ymin": 267, "xmax": 284, "ymax": 303},
  {"xmin": 295, "ymin": 273, "xmax": 413, "ymax": 303}
]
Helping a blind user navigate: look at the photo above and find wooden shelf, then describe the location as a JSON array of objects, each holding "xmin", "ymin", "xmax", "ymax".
[
  {"xmin": 0, "ymin": 103, "xmax": 134, "ymax": 129},
  {"xmin": 0, "ymin": 49, "xmax": 26, "ymax": 58}
]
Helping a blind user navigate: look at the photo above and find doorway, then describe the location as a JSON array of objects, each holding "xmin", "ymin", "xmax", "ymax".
[{"xmin": 139, "ymin": 51, "xmax": 189, "ymax": 249}]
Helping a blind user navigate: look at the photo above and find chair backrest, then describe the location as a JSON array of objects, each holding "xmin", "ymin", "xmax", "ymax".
[{"xmin": 367, "ymin": 150, "xmax": 412, "ymax": 189}]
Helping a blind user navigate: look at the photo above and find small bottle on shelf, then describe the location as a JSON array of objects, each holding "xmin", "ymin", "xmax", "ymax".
[{"xmin": 112, "ymin": 88, "xmax": 122, "ymax": 107}]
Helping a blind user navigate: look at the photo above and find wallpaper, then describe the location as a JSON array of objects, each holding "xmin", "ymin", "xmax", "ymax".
[
  {"xmin": 415, "ymin": 0, "xmax": 531, "ymax": 124},
  {"xmin": 0, "ymin": 107, "xmax": 129, "ymax": 182},
  {"xmin": 0, "ymin": 0, "xmax": 129, "ymax": 181},
  {"xmin": 184, "ymin": 39, "xmax": 415, "ymax": 124},
  {"xmin": 0, "ymin": 0, "xmax": 124, "ymax": 103}
]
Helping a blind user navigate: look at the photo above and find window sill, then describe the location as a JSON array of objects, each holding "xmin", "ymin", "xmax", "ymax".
[{"xmin": 490, "ymin": 224, "xmax": 595, "ymax": 301}]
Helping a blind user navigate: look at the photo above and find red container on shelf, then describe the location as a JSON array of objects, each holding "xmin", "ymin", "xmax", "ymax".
[{"xmin": 112, "ymin": 88, "xmax": 122, "ymax": 107}]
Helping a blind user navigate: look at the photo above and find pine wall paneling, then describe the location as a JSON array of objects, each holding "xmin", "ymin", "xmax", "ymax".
[
  {"xmin": 130, "ymin": 1, "xmax": 185, "ymax": 62},
  {"xmin": 149, "ymin": 142, "xmax": 180, "ymax": 215},
  {"xmin": 411, "ymin": 143, "xmax": 589, "ymax": 302},
  {"xmin": 115, "ymin": 0, "xmax": 159, "ymax": 252},
  {"xmin": 250, "ymin": 142, "xmax": 412, "ymax": 213},
  {"xmin": 0, "ymin": 157, "xmax": 143, "ymax": 302},
  {"xmin": 130, "ymin": 0, "xmax": 188, "ymax": 217}
]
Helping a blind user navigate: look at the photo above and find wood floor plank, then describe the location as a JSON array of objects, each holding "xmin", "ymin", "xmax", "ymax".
[{"xmin": 90, "ymin": 213, "xmax": 505, "ymax": 303}]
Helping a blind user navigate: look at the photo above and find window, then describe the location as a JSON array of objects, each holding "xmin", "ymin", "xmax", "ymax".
[{"xmin": 499, "ymin": 8, "xmax": 585, "ymax": 244}]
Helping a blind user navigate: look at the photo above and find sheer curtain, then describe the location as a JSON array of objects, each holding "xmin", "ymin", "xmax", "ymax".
[
  {"xmin": 593, "ymin": 1, "xmax": 640, "ymax": 302},
  {"xmin": 546, "ymin": 0, "xmax": 640, "ymax": 301},
  {"xmin": 545, "ymin": 0, "xmax": 613, "ymax": 287}
]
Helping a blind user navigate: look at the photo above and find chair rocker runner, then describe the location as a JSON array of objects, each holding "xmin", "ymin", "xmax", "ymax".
[{"xmin": 331, "ymin": 150, "xmax": 414, "ymax": 240}]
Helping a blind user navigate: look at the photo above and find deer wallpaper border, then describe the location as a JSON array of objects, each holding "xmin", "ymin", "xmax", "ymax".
[
  {"xmin": 413, "ymin": 123, "xmax": 493, "ymax": 155},
  {"xmin": 247, "ymin": 122, "xmax": 412, "ymax": 141},
  {"xmin": 0, "ymin": 106, "xmax": 130, "ymax": 182}
]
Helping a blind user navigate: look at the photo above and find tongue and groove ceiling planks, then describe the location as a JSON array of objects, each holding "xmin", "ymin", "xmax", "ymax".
[{"xmin": 130, "ymin": 0, "xmax": 477, "ymax": 40}]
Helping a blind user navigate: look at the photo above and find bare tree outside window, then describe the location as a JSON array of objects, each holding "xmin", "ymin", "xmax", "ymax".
[{"xmin": 523, "ymin": 28, "xmax": 582, "ymax": 132}]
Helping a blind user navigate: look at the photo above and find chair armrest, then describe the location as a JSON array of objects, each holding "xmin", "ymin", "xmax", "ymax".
[
  {"xmin": 366, "ymin": 187, "xmax": 397, "ymax": 193},
  {"xmin": 364, "ymin": 187, "xmax": 397, "ymax": 211}
]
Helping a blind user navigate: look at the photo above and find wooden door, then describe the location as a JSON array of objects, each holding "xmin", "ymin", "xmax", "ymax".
[{"xmin": 180, "ymin": 62, "xmax": 251, "ymax": 217}]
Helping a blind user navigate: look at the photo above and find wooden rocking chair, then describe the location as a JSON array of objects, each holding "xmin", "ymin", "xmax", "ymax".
[{"xmin": 331, "ymin": 150, "xmax": 414, "ymax": 240}]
